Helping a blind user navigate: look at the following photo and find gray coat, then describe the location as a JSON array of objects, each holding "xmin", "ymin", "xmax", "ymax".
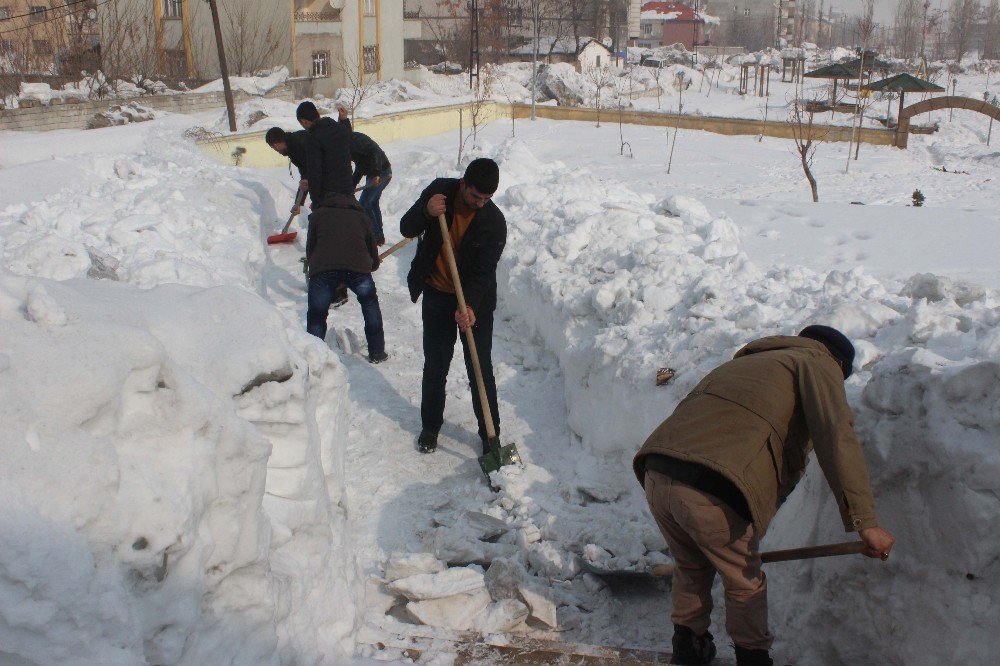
[{"xmin": 306, "ymin": 193, "xmax": 379, "ymax": 277}]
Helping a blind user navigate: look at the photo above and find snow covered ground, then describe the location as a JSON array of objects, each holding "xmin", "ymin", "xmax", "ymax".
[{"xmin": 1, "ymin": 69, "xmax": 999, "ymax": 664}]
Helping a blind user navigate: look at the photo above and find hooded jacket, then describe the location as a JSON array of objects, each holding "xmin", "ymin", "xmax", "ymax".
[
  {"xmin": 399, "ymin": 178, "xmax": 506, "ymax": 313},
  {"xmin": 633, "ymin": 336, "xmax": 878, "ymax": 534},
  {"xmin": 306, "ymin": 193, "xmax": 379, "ymax": 277}
]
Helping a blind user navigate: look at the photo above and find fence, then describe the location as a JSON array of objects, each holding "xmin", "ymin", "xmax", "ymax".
[{"xmin": 0, "ymin": 85, "xmax": 296, "ymax": 132}]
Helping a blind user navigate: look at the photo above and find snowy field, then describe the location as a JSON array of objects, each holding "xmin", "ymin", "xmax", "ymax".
[{"xmin": 1, "ymin": 78, "xmax": 999, "ymax": 665}]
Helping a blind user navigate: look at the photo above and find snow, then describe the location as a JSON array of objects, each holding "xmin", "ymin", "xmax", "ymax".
[
  {"xmin": 192, "ymin": 67, "xmax": 290, "ymax": 96},
  {"xmin": 1, "ymin": 52, "xmax": 999, "ymax": 665}
]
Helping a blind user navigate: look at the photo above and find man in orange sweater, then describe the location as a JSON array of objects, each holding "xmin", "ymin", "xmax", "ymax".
[{"xmin": 399, "ymin": 159, "xmax": 507, "ymax": 454}]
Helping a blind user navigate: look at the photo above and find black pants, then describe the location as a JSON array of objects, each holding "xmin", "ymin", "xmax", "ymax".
[{"xmin": 421, "ymin": 285, "xmax": 500, "ymax": 441}]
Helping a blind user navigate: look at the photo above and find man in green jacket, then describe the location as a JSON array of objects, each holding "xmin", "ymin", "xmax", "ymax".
[{"xmin": 633, "ymin": 326, "xmax": 895, "ymax": 666}]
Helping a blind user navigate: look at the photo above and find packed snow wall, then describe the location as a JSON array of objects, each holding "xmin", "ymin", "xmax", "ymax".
[
  {"xmin": 0, "ymin": 130, "xmax": 359, "ymax": 664},
  {"xmin": 492, "ymin": 139, "xmax": 1000, "ymax": 663}
]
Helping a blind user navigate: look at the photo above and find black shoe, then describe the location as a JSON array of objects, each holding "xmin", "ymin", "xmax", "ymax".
[
  {"xmin": 369, "ymin": 351, "xmax": 388, "ymax": 364},
  {"xmin": 671, "ymin": 624, "xmax": 716, "ymax": 665},
  {"xmin": 418, "ymin": 430, "xmax": 438, "ymax": 454},
  {"xmin": 734, "ymin": 646, "xmax": 773, "ymax": 666},
  {"xmin": 333, "ymin": 285, "xmax": 349, "ymax": 308}
]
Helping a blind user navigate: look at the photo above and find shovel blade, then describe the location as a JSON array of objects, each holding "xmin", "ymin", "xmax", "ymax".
[
  {"xmin": 267, "ymin": 231, "xmax": 298, "ymax": 245},
  {"xmin": 478, "ymin": 437, "xmax": 521, "ymax": 476}
]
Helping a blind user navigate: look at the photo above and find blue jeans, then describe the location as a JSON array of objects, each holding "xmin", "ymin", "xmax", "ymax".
[
  {"xmin": 420, "ymin": 285, "xmax": 499, "ymax": 441},
  {"xmin": 359, "ymin": 169, "xmax": 391, "ymax": 240},
  {"xmin": 307, "ymin": 270, "xmax": 385, "ymax": 356}
]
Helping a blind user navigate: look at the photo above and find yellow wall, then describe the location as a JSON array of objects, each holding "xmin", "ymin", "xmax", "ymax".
[
  {"xmin": 197, "ymin": 99, "xmax": 897, "ymax": 169},
  {"xmin": 198, "ymin": 101, "xmax": 510, "ymax": 168}
]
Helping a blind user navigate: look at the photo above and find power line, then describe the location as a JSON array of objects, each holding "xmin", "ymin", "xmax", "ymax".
[
  {"xmin": 0, "ymin": 0, "xmax": 111, "ymax": 37},
  {"xmin": 1, "ymin": 0, "xmax": 95, "ymax": 23}
]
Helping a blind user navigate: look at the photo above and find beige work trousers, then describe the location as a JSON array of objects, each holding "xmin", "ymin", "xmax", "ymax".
[{"xmin": 644, "ymin": 469, "xmax": 775, "ymax": 651}]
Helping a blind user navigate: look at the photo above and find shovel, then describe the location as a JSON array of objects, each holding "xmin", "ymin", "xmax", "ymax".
[
  {"xmin": 435, "ymin": 213, "xmax": 521, "ymax": 478},
  {"xmin": 582, "ymin": 540, "xmax": 874, "ymax": 579},
  {"xmin": 266, "ymin": 186, "xmax": 308, "ymax": 245}
]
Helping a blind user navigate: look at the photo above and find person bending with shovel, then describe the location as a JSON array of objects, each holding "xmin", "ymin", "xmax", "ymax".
[
  {"xmin": 633, "ymin": 326, "xmax": 895, "ymax": 666},
  {"xmin": 400, "ymin": 159, "xmax": 506, "ymax": 456}
]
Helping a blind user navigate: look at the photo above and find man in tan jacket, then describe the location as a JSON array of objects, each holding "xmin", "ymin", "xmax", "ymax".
[{"xmin": 633, "ymin": 326, "xmax": 895, "ymax": 666}]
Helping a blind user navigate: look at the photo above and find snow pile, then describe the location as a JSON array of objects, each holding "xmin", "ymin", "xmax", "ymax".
[
  {"xmin": 0, "ymin": 122, "xmax": 360, "ymax": 663},
  {"xmin": 85, "ymin": 103, "xmax": 156, "ymax": 129},
  {"xmin": 0, "ymin": 140, "xmax": 265, "ymax": 289},
  {"xmin": 194, "ymin": 66, "xmax": 290, "ymax": 96},
  {"xmin": 0, "ymin": 274, "xmax": 355, "ymax": 664}
]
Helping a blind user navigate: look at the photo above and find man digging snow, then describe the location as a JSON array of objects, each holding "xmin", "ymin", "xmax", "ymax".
[
  {"xmin": 400, "ymin": 158, "xmax": 506, "ymax": 455},
  {"xmin": 633, "ymin": 326, "xmax": 896, "ymax": 665}
]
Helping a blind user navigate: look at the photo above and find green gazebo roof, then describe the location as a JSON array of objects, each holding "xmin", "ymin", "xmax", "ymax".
[
  {"xmin": 864, "ymin": 72, "xmax": 946, "ymax": 93},
  {"xmin": 803, "ymin": 63, "xmax": 861, "ymax": 79}
]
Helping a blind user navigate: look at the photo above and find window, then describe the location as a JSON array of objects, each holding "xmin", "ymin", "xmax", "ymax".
[
  {"xmin": 595, "ymin": 55, "xmax": 601, "ymax": 67},
  {"xmin": 29, "ymin": 6, "xmax": 46, "ymax": 22},
  {"xmin": 363, "ymin": 44, "xmax": 379, "ymax": 74},
  {"xmin": 0, "ymin": 39, "xmax": 13, "ymax": 52},
  {"xmin": 33, "ymin": 39, "xmax": 51, "ymax": 55},
  {"xmin": 163, "ymin": 0, "xmax": 182, "ymax": 19},
  {"xmin": 363, "ymin": 0, "xmax": 375, "ymax": 16},
  {"xmin": 312, "ymin": 51, "xmax": 329, "ymax": 77},
  {"xmin": 0, "ymin": 7, "xmax": 11, "ymax": 20},
  {"xmin": 642, "ymin": 24, "xmax": 652, "ymax": 36}
]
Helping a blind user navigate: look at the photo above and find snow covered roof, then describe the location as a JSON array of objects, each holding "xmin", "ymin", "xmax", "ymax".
[
  {"xmin": 510, "ymin": 36, "xmax": 608, "ymax": 57},
  {"xmin": 640, "ymin": 2, "xmax": 720, "ymax": 25}
]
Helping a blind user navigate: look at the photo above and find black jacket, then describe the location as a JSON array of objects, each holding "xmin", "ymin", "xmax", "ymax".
[
  {"xmin": 400, "ymin": 178, "xmax": 506, "ymax": 313},
  {"xmin": 306, "ymin": 193, "xmax": 379, "ymax": 277},
  {"xmin": 285, "ymin": 129, "xmax": 309, "ymax": 177},
  {"xmin": 350, "ymin": 132, "xmax": 391, "ymax": 185},
  {"xmin": 304, "ymin": 116, "xmax": 354, "ymax": 205}
]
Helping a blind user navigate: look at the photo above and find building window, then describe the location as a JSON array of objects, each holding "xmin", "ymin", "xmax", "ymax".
[
  {"xmin": 29, "ymin": 6, "xmax": 46, "ymax": 21},
  {"xmin": 163, "ymin": 0, "xmax": 182, "ymax": 19},
  {"xmin": 312, "ymin": 51, "xmax": 329, "ymax": 77},
  {"xmin": 595, "ymin": 55, "xmax": 601, "ymax": 67},
  {"xmin": 363, "ymin": 0, "xmax": 375, "ymax": 16},
  {"xmin": 642, "ymin": 24, "xmax": 652, "ymax": 36},
  {"xmin": 0, "ymin": 39, "xmax": 13, "ymax": 52},
  {"xmin": 33, "ymin": 39, "xmax": 51, "ymax": 55},
  {"xmin": 363, "ymin": 44, "xmax": 379, "ymax": 74},
  {"xmin": 0, "ymin": 7, "xmax": 11, "ymax": 20}
]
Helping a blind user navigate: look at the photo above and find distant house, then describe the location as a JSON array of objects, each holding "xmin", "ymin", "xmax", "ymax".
[
  {"xmin": 578, "ymin": 40, "xmax": 613, "ymax": 70},
  {"xmin": 638, "ymin": 2, "xmax": 719, "ymax": 50}
]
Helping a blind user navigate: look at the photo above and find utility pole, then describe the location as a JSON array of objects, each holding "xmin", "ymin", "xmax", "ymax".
[
  {"xmin": 530, "ymin": 0, "xmax": 539, "ymax": 120},
  {"xmin": 920, "ymin": 0, "xmax": 930, "ymax": 59},
  {"xmin": 469, "ymin": 0, "xmax": 480, "ymax": 90},
  {"xmin": 206, "ymin": 0, "xmax": 236, "ymax": 132}
]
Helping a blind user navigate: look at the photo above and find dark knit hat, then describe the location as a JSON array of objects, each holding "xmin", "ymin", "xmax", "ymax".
[
  {"xmin": 264, "ymin": 126, "xmax": 286, "ymax": 145},
  {"xmin": 296, "ymin": 101, "xmax": 320, "ymax": 121},
  {"xmin": 798, "ymin": 325, "xmax": 855, "ymax": 379},
  {"xmin": 463, "ymin": 158, "xmax": 500, "ymax": 194}
]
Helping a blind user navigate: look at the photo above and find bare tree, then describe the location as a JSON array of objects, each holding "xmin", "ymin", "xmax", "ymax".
[
  {"xmin": 948, "ymin": 0, "xmax": 979, "ymax": 63},
  {"xmin": 893, "ymin": 0, "xmax": 922, "ymax": 59},
  {"xmin": 467, "ymin": 63, "xmax": 495, "ymax": 144},
  {"xmin": 982, "ymin": 0, "xmax": 1000, "ymax": 59},
  {"xmin": 855, "ymin": 0, "xmax": 878, "ymax": 49},
  {"xmin": 337, "ymin": 54, "xmax": 381, "ymax": 123},
  {"xmin": 790, "ymin": 95, "xmax": 826, "ymax": 202},
  {"xmin": 587, "ymin": 63, "xmax": 613, "ymax": 126},
  {"xmin": 219, "ymin": 0, "xmax": 286, "ymax": 77},
  {"xmin": 489, "ymin": 62, "xmax": 518, "ymax": 136},
  {"xmin": 97, "ymin": 0, "xmax": 160, "ymax": 97}
]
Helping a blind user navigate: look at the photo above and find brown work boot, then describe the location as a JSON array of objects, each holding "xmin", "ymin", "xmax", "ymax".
[
  {"xmin": 671, "ymin": 624, "xmax": 716, "ymax": 665},
  {"xmin": 734, "ymin": 645, "xmax": 773, "ymax": 666}
]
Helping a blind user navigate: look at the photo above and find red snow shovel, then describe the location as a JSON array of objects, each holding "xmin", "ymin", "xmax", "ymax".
[
  {"xmin": 435, "ymin": 213, "xmax": 521, "ymax": 478},
  {"xmin": 266, "ymin": 187, "xmax": 307, "ymax": 245}
]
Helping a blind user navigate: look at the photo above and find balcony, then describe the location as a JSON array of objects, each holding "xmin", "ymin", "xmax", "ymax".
[{"xmin": 295, "ymin": 9, "xmax": 342, "ymax": 22}]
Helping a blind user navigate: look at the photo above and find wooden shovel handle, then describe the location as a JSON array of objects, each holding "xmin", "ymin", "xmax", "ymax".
[
  {"xmin": 761, "ymin": 540, "xmax": 867, "ymax": 564},
  {"xmin": 378, "ymin": 236, "xmax": 414, "ymax": 261},
  {"xmin": 437, "ymin": 213, "xmax": 497, "ymax": 441},
  {"xmin": 280, "ymin": 187, "xmax": 308, "ymax": 234}
]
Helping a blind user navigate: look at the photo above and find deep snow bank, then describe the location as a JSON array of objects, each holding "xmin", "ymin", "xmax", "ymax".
[
  {"xmin": 488, "ymin": 139, "xmax": 1000, "ymax": 662},
  {"xmin": 0, "ymin": 122, "xmax": 359, "ymax": 663}
]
